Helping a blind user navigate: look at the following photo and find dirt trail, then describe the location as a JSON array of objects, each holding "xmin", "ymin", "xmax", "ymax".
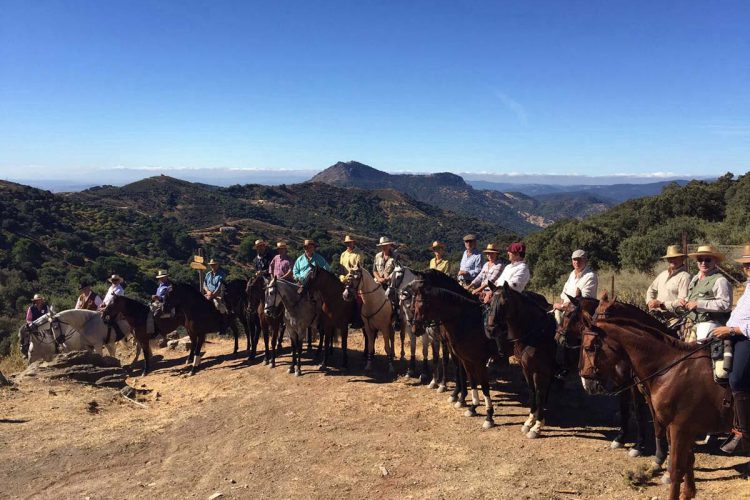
[{"xmin": 1, "ymin": 336, "xmax": 749, "ymax": 499}]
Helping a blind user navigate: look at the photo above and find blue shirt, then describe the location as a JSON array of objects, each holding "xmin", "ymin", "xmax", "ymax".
[
  {"xmin": 460, "ymin": 249, "xmax": 483, "ymax": 280},
  {"xmin": 204, "ymin": 268, "xmax": 227, "ymax": 292},
  {"xmin": 156, "ymin": 282, "xmax": 171, "ymax": 300},
  {"xmin": 293, "ymin": 253, "xmax": 330, "ymax": 282}
]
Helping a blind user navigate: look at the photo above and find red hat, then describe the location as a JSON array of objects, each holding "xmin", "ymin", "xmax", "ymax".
[{"xmin": 507, "ymin": 242, "xmax": 526, "ymax": 254}]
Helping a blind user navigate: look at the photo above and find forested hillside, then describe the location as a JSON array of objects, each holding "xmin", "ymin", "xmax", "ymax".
[{"xmin": 525, "ymin": 172, "xmax": 750, "ymax": 290}]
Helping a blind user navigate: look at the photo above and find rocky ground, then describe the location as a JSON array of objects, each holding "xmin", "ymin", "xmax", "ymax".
[{"xmin": 1, "ymin": 334, "xmax": 749, "ymax": 499}]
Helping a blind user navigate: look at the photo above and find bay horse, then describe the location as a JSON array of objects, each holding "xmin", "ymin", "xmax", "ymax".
[
  {"xmin": 245, "ymin": 274, "xmax": 285, "ymax": 367},
  {"xmin": 580, "ymin": 295, "xmax": 733, "ymax": 500},
  {"xmin": 558, "ymin": 293, "xmax": 667, "ymax": 463},
  {"xmin": 388, "ymin": 265, "xmax": 432, "ymax": 381},
  {"xmin": 343, "ymin": 266, "xmax": 396, "ymax": 376},
  {"xmin": 222, "ymin": 278, "xmax": 252, "ymax": 356},
  {"xmin": 264, "ymin": 276, "xmax": 321, "ymax": 376},
  {"xmin": 162, "ymin": 283, "xmax": 226, "ymax": 375},
  {"xmin": 410, "ymin": 270, "xmax": 497, "ymax": 429},
  {"xmin": 486, "ymin": 282, "xmax": 557, "ymax": 438},
  {"xmin": 304, "ymin": 265, "xmax": 352, "ymax": 370},
  {"xmin": 102, "ymin": 295, "xmax": 185, "ymax": 375}
]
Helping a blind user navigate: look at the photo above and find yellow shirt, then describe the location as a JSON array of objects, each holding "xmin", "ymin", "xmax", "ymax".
[
  {"xmin": 430, "ymin": 257, "xmax": 451, "ymax": 275},
  {"xmin": 339, "ymin": 249, "xmax": 364, "ymax": 282}
]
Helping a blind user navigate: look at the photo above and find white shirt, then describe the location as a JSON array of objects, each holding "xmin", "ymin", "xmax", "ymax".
[
  {"xmin": 103, "ymin": 283, "xmax": 124, "ymax": 305},
  {"xmin": 561, "ymin": 267, "xmax": 598, "ymax": 303},
  {"xmin": 494, "ymin": 261, "xmax": 531, "ymax": 292}
]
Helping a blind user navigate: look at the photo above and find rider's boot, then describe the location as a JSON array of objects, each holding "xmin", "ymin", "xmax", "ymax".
[{"xmin": 721, "ymin": 392, "xmax": 750, "ymax": 454}]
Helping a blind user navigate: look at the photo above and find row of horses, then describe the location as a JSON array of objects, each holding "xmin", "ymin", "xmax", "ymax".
[{"xmin": 19, "ymin": 265, "xmax": 733, "ymax": 499}]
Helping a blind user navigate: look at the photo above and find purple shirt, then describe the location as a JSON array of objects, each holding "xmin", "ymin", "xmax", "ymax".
[{"xmin": 269, "ymin": 254, "xmax": 293, "ymax": 278}]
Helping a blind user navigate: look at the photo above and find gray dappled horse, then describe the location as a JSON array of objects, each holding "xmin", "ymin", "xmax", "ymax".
[
  {"xmin": 264, "ymin": 276, "xmax": 322, "ymax": 376},
  {"xmin": 19, "ymin": 309, "xmax": 124, "ymax": 363}
]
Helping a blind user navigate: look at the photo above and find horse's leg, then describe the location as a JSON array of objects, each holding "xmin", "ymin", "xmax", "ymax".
[
  {"xmin": 612, "ymin": 390, "xmax": 631, "ymax": 449},
  {"xmin": 269, "ymin": 321, "xmax": 278, "ymax": 368},
  {"xmin": 449, "ymin": 357, "xmax": 463, "ymax": 403},
  {"xmin": 362, "ymin": 328, "xmax": 369, "ymax": 365},
  {"xmin": 428, "ymin": 334, "xmax": 439, "ymax": 389},
  {"xmin": 668, "ymin": 427, "xmax": 689, "ymax": 500},
  {"xmin": 132, "ymin": 341, "xmax": 141, "ymax": 366},
  {"xmin": 407, "ymin": 326, "xmax": 417, "ymax": 378},
  {"xmin": 318, "ymin": 325, "xmax": 329, "ymax": 370},
  {"xmin": 262, "ymin": 318, "xmax": 270, "ymax": 364},
  {"xmin": 364, "ymin": 326, "xmax": 375, "ymax": 372},
  {"xmin": 306, "ymin": 327, "xmax": 312, "ymax": 354},
  {"xmin": 481, "ymin": 372, "xmax": 495, "ymax": 429},
  {"xmin": 522, "ymin": 365, "xmax": 538, "ymax": 435},
  {"xmin": 341, "ymin": 327, "xmax": 349, "ymax": 370},
  {"xmin": 385, "ymin": 327, "xmax": 396, "ymax": 377},
  {"xmin": 142, "ymin": 339, "xmax": 153, "ymax": 376},
  {"xmin": 684, "ymin": 448, "xmax": 696, "ymax": 498},
  {"xmin": 527, "ymin": 368, "xmax": 552, "ymax": 439},
  {"xmin": 463, "ymin": 371, "xmax": 479, "ymax": 417},
  {"xmin": 288, "ymin": 332, "xmax": 297, "ymax": 374},
  {"xmin": 399, "ymin": 319, "xmax": 406, "ymax": 361},
  {"xmin": 190, "ymin": 334, "xmax": 204, "ymax": 376},
  {"xmin": 439, "ymin": 338, "xmax": 450, "ymax": 393},
  {"xmin": 295, "ymin": 334, "xmax": 303, "ymax": 377},
  {"xmin": 630, "ymin": 389, "xmax": 651, "ymax": 457},
  {"xmin": 231, "ymin": 317, "xmax": 239, "ymax": 355}
]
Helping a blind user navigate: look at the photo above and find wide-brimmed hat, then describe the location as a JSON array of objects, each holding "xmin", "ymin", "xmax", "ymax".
[
  {"xmin": 376, "ymin": 236, "xmax": 396, "ymax": 247},
  {"xmin": 429, "ymin": 240, "xmax": 445, "ymax": 250},
  {"xmin": 661, "ymin": 245, "xmax": 687, "ymax": 259},
  {"xmin": 32, "ymin": 293, "xmax": 45, "ymax": 301},
  {"xmin": 156, "ymin": 270, "xmax": 169, "ymax": 279},
  {"xmin": 303, "ymin": 239, "xmax": 317, "ymax": 248},
  {"xmin": 108, "ymin": 274, "xmax": 123, "ymax": 283},
  {"xmin": 482, "ymin": 243, "xmax": 501, "ymax": 254},
  {"xmin": 208, "ymin": 258, "xmax": 219, "ymax": 265},
  {"xmin": 507, "ymin": 242, "xmax": 526, "ymax": 254},
  {"xmin": 276, "ymin": 241, "xmax": 288, "ymax": 249},
  {"xmin": 571, "ymin": 249, "xmax": 587, "ymax": 260},
  {"xmin": 463, "ymin": 234, "xmax": 477, "ymax": 242},
  {"xmin": 254, "ymin": 239, "xmax": 268, "ymax": 249},
  {"xmin": 734, "ymin": 244, "xmax": 750, "ymax": 264},
  {"xmin": 343, "ymin": 235, "xmax": 356, "ymax": 244},
  {"xmin": 688, "ymin": 244, "xmax": 725, "ymax": 263},
  {"xmin": 78, "ymin": 282, "xmax": 91, "ymax": 290}
]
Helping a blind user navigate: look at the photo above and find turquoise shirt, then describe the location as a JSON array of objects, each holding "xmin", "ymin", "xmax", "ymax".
[
  {"xmin": 293, "ymin": 253, "xmax": 330, "ymax": 282},
  {"xmin": 204, "ymin": 268, "xmax": 227, "ymax": 292}
]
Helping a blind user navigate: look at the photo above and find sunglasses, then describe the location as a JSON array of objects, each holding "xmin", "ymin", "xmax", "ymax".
[{"xmin": 696, "ymin": 257, "xmax": 713, "ymax": 263}]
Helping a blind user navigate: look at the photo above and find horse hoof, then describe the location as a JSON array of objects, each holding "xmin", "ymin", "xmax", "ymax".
[
  {"xmin": 526, "ymin": 430, "xmax": 539, "ymax": 439},
  {"xmin": 464, "ymin": 409, "xmax": 477, "ymax": 417},
  {"xmin": 453, "ymin": 400, "xmax": 466, "ymax": 409},
  {"xmin": 521, "ymin": 425, "xmax": 531, "ymax": 434},
  {"xmin": 610, "ymin": 440, "xmax": 624, "ymax": 449},
  {"xmin": 288, "ymin": 367, "xmax": 294, "ymax": 374},
  {"xmin": 189, "ymin": 369, "xmax": 196, "ymax": 376},
  {"xmin": 653, "ymin": 455, "xmax": 666, "ymax": 467},
  {"xmin": 482, "ymin": 420, "xmax": 495, "ymax": 430},
  {"xmin": 263, "ymin": 358, "xmax": 269, "ymax": 365},
  {"xmin": 660, "ymin": 472, "xmax": 671, "ymax": 485},
  {"xmin": 428, "ymin": 380, "xmax": 438, "ymax": 389},
  {"xmin": 294, "ymin": 370, "xmax": 301, "ymax": 377},
  {"xmin": 419, "ymin": 374, "xmax": 430, "ymax": 385},
  {"xmin": 628, "ymin": 448, "xmax": 643, "ymax": 458},
  {"xmin": 447, "ymin": 395, "xmax": 456, "ymax": 403},
  {"xmin": 406, "ymin": 370, "xmax": 416, "ymax": 379},
  {"xmin": 270, "ymin": 362, "xmax": 276, "ymax": 369},
  {"xmin": 437, "ymin": 385, "xmax": 446, "ymax": 393}
]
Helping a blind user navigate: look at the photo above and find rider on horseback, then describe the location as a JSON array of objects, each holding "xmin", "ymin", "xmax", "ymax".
[
  {"xmin": 203, "ymin": 259, "xmax": 228, "ymax": 314},
  {"xmin": 339, "ymin": 235, "xmax": 364, "ymax": 282},
  {"xmin": 679, "ymin": 245, "xmax": 732, "ymax": 342},
  {"xmin": 101, "ymin": 274, "xmax": 124, "ymax": 308},
  {"xmin": 373, "ymin": 237, "xmax": 400, "ymax": 329},
  {"xmin": 709, "ymin": 244, "xmax": 750, "ymax": 455},
  {"xmin": 75, "ymin": 282, "xmax": 103, "ymax": 311},
  {"xmin": 645, "ymin": 245, "xmax": 692, "ymax": 324},
  {"xmin": 466, "ymin": 243, "xmax": 504, "ymax": 301},
  {"xmin": 428, "ymin": 241, "xmax": 451, "ymax": 275},
  {"xmin": 457, "ymin": 234, "xmax": 482, "ymax": 286},
  {"xmin": 269, "ymin": 241, "xmax": 293, "ymax": 279},
  {"xmin": 253, "ymin": 240, "xmax": 272, "ymax": 276}
]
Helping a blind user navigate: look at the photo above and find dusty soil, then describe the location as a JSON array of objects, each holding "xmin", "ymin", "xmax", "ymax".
[{"xmin": 1, "ymin": 334, "xmax": 749, "ymax": 500}]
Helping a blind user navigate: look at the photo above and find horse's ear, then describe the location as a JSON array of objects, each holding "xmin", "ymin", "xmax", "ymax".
[
  {"xmin": 487, "ymin": 281, "xmax": 497, "ymax": 292},
  {"xmin": 575, "ymin": 288, "xmax": 582, "ymax": 298},
  {"xmin": 600, "ymin": 290, "xmax": 609, "ymax": 303},
  {"xmin": 502, "ymin": 281, "xmax": 510, "ymax": 292},
  {"xmin": 565, "ymin": 293, "xmax": 579, "ymax": 306}
]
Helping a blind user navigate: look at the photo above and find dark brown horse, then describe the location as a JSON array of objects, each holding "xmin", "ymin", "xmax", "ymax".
[
  {"xmin": 580, "ymin": 296, "xmax": 733, "ymax": 500},
  {"xmin": 102, "ymin": 295, "xmax": 186, "ymax": 375},
  {"xmin": 162, "ymin": 283, "xmax": 226, "ymax": 375},
  {"xmin": 222, "ymin": 278, "xmax": 252, "ymax": 356},
  {"xmin": 245, "ymin": 274, "xmax": 285, "ymax": 367},
  {"xmin": 411, "ymin": 270, "xmax": 497, "ymax": 429},
  {"xmin": 486, "ymin": 282, "xmax": 557, "ymax": 438},
  {"xmin": 559, "ymin": 294, "xmax": 667, "ymax": 464},
  {"xmin": 305, "ymin": 265, "xmax": 352, "ymax": 370}
]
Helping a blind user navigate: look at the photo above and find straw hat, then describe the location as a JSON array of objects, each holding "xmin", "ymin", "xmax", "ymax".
[
  {"xmin": 276, "ymin": 241, "xmax": 288, "ymax": 249},
  {"xmin": 343, "ymin": 235, "xmax": 356, "ymax": 244},
  {"xmin": 156, "ymin": 270, "xmax": 169, "ymax": 279},
  {"xmin": 734, "ymin": 244, "xmax": 750, "ymax": 264},
  {"xmin": 303, "ymin": 239, "xmax": 316, "ymax": 248},
  {"xmin": 688, "ymin": 244, "xmax": 725, "ymax": 263},
  {"xmin": 429, "ymin": 240, "xmax": 445, "ymax": 250},
  {"xmin": 482, "ymin": 243, "xmax": 501, "ymax": 254},
  {"xmin": 32, "ymin": 293, "xmax": 45, "ymax": 301},
  {"xmin": 376, "ymin": 236, "xmax": 396, "ymax": 247},
  {"xmin": 254, "ymin": 239, "xmax": 268, "ymax": 249},
  {"xmin": 661, "ymin": 245, "xmax": 687, "ymax": 259},
  {"xmin": 208, "ymin": 258, "xmax": 219, "ymax": 265},
  {"xmin": 108, "ymin": 274, "xmax": 123, "ymax": 283}
]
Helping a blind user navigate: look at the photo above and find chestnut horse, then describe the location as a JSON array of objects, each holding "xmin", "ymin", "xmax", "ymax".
[
  {"xmin": 411, "ymin": 270, "xmax": 497, "ymax": 430},
  {"xmin": 485, "ymin": 282, "xmax": 557, "ymax": 438},
  {"xmin": 558, "ymin": 294, "xmax": 668, "ymax": 463},
  {"xmin": 580, "ymin": 296, "xmax": 732, "ymax": 500},
  {"xmin": 304, "ymin": 265, "xmax": 352, "ymax": 370}
]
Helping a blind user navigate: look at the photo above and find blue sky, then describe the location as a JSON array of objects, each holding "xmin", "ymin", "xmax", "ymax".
[{"xmin": 1, "ymin": 0, "xmax": 748, "ymax": 183}]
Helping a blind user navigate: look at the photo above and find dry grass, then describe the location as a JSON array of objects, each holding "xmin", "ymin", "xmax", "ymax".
[{"xmin": 0, "ymin": 346, "xmax": 25, "ymax": 375}]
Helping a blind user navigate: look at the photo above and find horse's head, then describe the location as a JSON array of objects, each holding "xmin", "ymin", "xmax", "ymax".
[
  {"xmin": 342, "ymin": 267, "xmax": 362, "ymax": 302},
  {"xmin": 264, "ymin": 277, "xmax": 281, "ymax": 316},
  {"xmin": 101, "ymin": 296, "xmax": 122, "ymax": 323},
  {"xmin": 18, "ymin": 322, "xmax": 34, "ymax": 358},
  {"xmin": 246, "ymin": 274, "xmax": 267, "ymax": 316},
  {"xmin": 486, "ymin": 282, "xmax": 515, "ymax": 340},
  {"xmin": 557, "ymin": 292, "xmax": 597, "ymax": 346},
  {"xmin": 162, "ymin": 284, "xmax": 178, "ymax": 311}
]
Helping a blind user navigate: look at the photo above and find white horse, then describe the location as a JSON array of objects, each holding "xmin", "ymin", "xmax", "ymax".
[
  {"xmin": 264, "ymin": 277, "xmax": 321, "ymax": 376},
  {"xmin": 19, "ymin": 309, "xmax": 125, "ymax": 363},
  {"xmin": 387, "ymin": 265, "xmax": 430, "ymax": 381},
  {"xmin": 343, "ymin": 266, "xmax": 395, "ymax": 376}
]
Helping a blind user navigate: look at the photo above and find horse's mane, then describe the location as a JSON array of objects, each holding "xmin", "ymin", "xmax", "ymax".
[
  {"xmin": 114, "ymin": 294, "xmax": 148, "ymax": 312},
  {"xmin": 421, "ymin": 269, "xmax": 475, "ymax": 301},
  {"xmin": 599, "ymin": 301, "xmax": 690, "ymax": 350},
  {"xmin": 171, "ymin": 282, "xmax": 203, "ymax": 298},
  {"xmin": 522, "ymin": 290, "xmax": 552, "ymax": 311}
]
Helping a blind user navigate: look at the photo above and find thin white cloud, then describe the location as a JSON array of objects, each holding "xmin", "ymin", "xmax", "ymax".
[{"xmin": 495, "ymin": 91, "xmax": 528, "ymax": 126}]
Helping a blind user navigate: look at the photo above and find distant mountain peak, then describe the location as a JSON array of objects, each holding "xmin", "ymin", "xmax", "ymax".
[{"xmin": 310, "ymin": 161, "xmax": 389, "ymax": 184}]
